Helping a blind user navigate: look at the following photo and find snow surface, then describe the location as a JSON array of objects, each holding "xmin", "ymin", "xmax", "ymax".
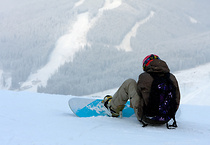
[{"xmin": 1, "ymin": 63, "xmax": 210, "ymax": 145}]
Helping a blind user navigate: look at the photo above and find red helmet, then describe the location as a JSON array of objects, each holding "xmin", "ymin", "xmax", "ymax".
[{"xmin": 142, "ymin": 54, "xmax": 160, "ymax": 71}]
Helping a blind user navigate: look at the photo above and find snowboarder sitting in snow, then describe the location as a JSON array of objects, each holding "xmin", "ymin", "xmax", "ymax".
[{"xmin": 102, "ymin": 54, "xmax": 180, "ymax": 129}]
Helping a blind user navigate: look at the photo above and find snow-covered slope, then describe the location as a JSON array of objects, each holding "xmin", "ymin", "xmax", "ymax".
[
  {"xmin": 1, "ymin": 63, "xmax": 210, "ymax": 145},
  {"xmin": 20, "ymin": 0, "xmax": 123, "ymax": 91},
  {"xmin": 1, "ymin": 0, "xmax": 210, "ymax": 95},
  {"xmin": 176, "ymin": 63, "xmax": 210, "ymax": 106}
]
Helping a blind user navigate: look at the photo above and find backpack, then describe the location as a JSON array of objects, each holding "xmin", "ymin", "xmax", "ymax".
[{"xmin": 140, "ymin": 72, "xmax": 178, "ymax": 129}]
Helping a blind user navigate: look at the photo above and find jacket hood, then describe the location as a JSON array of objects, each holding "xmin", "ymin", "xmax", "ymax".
[{"xmin": 144, "ymin": 59, "xmax": 170, "ymax": 73}]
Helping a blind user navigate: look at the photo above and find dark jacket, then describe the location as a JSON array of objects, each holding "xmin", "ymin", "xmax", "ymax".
[{"xmin": 136, "ymin": 59, "xmax": 180, "ymax": 123}]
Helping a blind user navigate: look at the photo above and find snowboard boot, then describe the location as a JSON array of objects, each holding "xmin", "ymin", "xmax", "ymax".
[{"xmin": 102, "ymin": 95, "xmax": 125, "ymax": 117}]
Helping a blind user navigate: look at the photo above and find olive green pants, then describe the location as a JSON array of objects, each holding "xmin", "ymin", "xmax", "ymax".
[{"xmin": 110, "ymin": 79, "xmax": 140, "ymax": 118}]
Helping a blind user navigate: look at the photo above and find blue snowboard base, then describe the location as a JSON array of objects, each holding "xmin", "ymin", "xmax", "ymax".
[{"xmin": 68, "ymin": 98, "xmax": 135, "ymax": 117}]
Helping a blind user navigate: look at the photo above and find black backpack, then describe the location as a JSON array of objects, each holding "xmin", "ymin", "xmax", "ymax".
[{"xmin": 140, "ymin": 72, "xmax": 178, "ymax": 129}]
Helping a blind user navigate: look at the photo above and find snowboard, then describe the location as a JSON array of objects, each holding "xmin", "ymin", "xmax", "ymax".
[{"xmin": 68, "ymin": 97, "xmax": 135, "ymax": 117}]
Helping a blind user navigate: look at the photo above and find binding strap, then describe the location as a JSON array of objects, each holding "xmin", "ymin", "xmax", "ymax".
[
  {"xmin": 166, "ymin": 117, "xmax": 178, "ymax": 129},
  {"xmin": 139, "ymin": 119, "xmax": 148, "ymax": 127}
]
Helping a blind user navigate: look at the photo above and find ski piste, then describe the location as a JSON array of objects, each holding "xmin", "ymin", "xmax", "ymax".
[{"xmin": 68, "ymin": 97, "xmax": 135, "ymax": 117}]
